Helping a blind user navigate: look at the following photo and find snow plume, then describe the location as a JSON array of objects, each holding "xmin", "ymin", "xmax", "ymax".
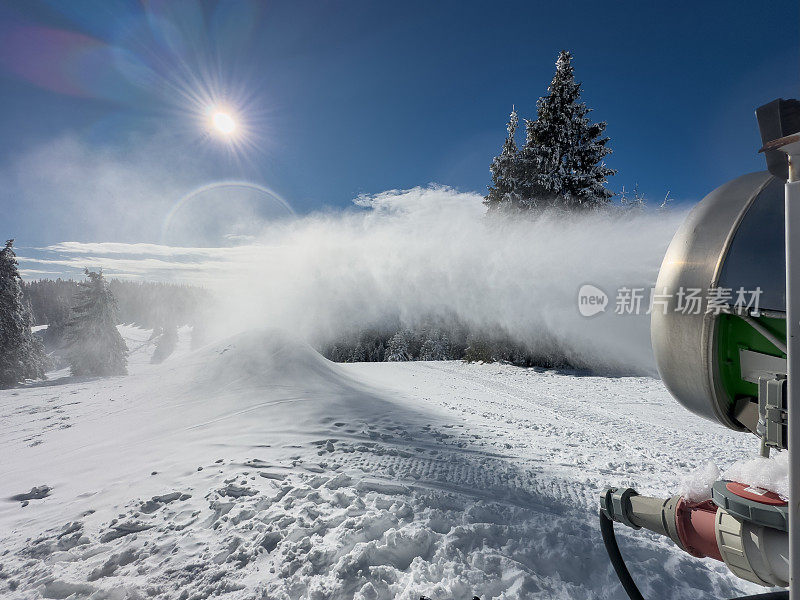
[
  {"xmin": 214, "ymin": 186, "xmax": 686, "ymax": 375},
  {"xmin": 6, "ymin": 130, "xmax": 687, "ymax": 373},
  {"xmin": 22, "ymin": 184, "xmax": 686, "ymax": 374}
]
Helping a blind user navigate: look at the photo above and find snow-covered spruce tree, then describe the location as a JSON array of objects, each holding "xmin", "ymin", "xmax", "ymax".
[
  {"xmin": 65, "ymin": 269, "xmax": 128, "ymax": 376},
  {"xmin": 0, "ymin": 240, "xmax": 47, "ymax": 388},
  {"xmin": 484, "ymin": 108, "xmax": 522, "ymax": 211},
  {"xmin": 520, "ymin": 50, "xmax": 615, "ymax": 210},
  {"xmin": 419, "ymin": 329, "xmax": 451, "ymax": 360},
  {"xmin": 351, "ymin": 342, "xmax": 367, "ymax": 363},
  {"xmin": 385, "ymin": 330, "xmax": 411, "ymax": 362}
]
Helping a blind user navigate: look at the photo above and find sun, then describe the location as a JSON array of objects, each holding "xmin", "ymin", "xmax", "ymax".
[
  {"xmin": 211, "ymin": 110, "xmax": 237, "ymax": 137},
  {"xmin": 194, "ymin": 97, "xmax": 256, "ymax": 158}
]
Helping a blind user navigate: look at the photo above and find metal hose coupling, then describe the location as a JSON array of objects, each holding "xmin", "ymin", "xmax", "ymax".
[
  {"xmin": 600, "ymin": 487, "xmax": 685, "ymax": 549},
  {"xmin": 600, "ymin": 485, "xmax": 789, "ymax": 588}
]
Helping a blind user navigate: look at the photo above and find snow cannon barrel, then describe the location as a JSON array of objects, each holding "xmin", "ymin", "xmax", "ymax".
[
  {"xmin": 651, "ymin": 99, "xmax": 800, "ymax": 435},
  {"xmin": 650, "ymin": 171, "xmax": 786, "ymax": 433}
]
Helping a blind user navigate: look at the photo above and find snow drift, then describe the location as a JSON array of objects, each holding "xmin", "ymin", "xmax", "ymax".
[{"xmin": 0, "ymin": 326, "xmax": 763, "ymax": 599}]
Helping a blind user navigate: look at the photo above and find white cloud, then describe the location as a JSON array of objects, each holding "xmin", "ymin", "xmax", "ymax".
[{"xmin": 42, "ymin": 242, "xmax": 224, "ymax": 259}]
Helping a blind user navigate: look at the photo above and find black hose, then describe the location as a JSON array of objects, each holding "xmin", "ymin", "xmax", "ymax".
[
  {"xmin": 600, "ymin": 510, "xmax": 645, "ymax": 600},
  {"xmin": 599, "ymin": 510, "xmax": 788, "ymax": 600}
]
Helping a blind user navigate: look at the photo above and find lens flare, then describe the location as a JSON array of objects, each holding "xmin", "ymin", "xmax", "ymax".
[
  {"xmin": 0, "ymin": 2, "xmax": 268, "ymax": 161},
  {"xmin": 161, "ymin": 180, "xmax": 295, "ymax": 245}
]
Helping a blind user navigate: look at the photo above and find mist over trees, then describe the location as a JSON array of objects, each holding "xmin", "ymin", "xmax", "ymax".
[
  {"xmin": 151, "ymin": 323, "xmax": 178, "ymax": 364},
  {"xmin": 24, "ymin": 279, "xmax": 207, "ymax": 331},
  {"xmin": 64, "ymin": 269, "xmax": 128, "ymax": 377},
  {"xmin": 0, "ymin": 240, "xmax": 47, "ymax": 387},
  {"xmin": 324, "ymin": 323, "xmax": 466, "ymax": 364},
  {"xmin": 320, "ymin": 317, "xmax": 571, "ymax": 368},
  {"xmin": 0, "ymin": 266, "xmax": 208, "ymax": 383},
  {"xmin": 485, "ymin": 50, "xmax": 615, "ymax": 212},
  {"xmin": 19, "ymin": 275, "xmax": 208, "ymax": 372},
  {"xmin": 321, "ymin": 50, "xmax": 623, "ymax": 367},
  {"xmin": 322, "ymin": 51, "xmax": 638, "ymax": 367}
]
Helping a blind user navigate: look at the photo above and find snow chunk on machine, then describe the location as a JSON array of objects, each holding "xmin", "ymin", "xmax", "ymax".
[{"xmin": 601, "ymin": 99, "xmax": 800, "ymax": 599}]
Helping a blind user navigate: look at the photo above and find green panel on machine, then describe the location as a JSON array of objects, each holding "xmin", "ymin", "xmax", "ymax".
[{"xmin": 717, "ymin": 313, "xmax": 786, "ymax": 408}]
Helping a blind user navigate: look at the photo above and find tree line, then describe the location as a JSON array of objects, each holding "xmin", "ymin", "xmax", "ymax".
[
  {"xmin": 23, "ymin": 278, "xmax": 207, "ymax": 330},
  {"xmin": 321, "ymin": 318, "xmax": 569, "ymax": 368},
  {"xmin": 1, "ymin": 239, "xmax": 207, "ymax": 388}
]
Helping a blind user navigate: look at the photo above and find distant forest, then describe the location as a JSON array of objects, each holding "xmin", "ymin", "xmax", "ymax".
[
  {"xmin": 320, "ymin": 317, "xmax": 571, "ymax": 368},
  {"xmin": 23, "ymin": 278, "xmax": 568, "ymax": 367},
  {"xmin": 22, "ymin": 279, "xmax": 207, "ymax": 329}
]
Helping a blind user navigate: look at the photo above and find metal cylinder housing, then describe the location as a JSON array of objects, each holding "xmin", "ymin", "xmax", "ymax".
[{"xmin": 651, "ymin": 171, "xmax": 785, "ymax": 429}]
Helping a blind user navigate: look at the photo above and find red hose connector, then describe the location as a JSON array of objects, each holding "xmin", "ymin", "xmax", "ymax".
[{"xmin": 674, "ymin": 498, "xmax": 722, "ymax": 561}]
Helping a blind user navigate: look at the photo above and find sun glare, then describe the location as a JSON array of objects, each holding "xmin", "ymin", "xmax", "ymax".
[
  {"xmin": 192, "ymin": 90, "xmax": 258, "ymax": 159},
  {"xmin": 211, "ymin": 110, "xmax": 237, "ymax": 136}
]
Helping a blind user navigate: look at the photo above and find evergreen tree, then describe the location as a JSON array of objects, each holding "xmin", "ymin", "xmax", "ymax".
[
  {"xmin": 351, "ymin": 342, "xmax": 367, "ymax": 362},
  {"xmin": 328, "ymin": 344, "xmax": 344, "ymax": 362},
  {"xmin": 419, "ymin": 329, "xmax": 451, "ymax": 360},
  {"xmin": 65, "ymin": 269, "xmax": 128, "ymax": 376},
  {"xmin": 484, "ymin": 108, "xmax": 522, "ymax": 211},
  {"xmin": 42, "ymin": 295, "xmax": 71, "ymax": 351},
  {"xmin": 0, "ymin": 240, "xmax": 47, "ymax": 387},
  {"xmin": 520, "ymin": 50, "xmax": 615, "ymax": 209},
  {"xmin": 385, "ymin": 330, "xmax": 411, "ymax": 362},
  {"xmin": 366, "ymin": 340, "xmax": 385, "ymax": 362}
]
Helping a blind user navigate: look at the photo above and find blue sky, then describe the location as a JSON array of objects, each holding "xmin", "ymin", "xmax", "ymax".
[{"xmin": 0, "ymin": 0, "xmax": 797, "ymax": 263}]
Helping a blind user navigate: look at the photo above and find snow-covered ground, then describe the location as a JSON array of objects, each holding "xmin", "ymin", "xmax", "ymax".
[{"xmin": 0, "ymin": 327, "xmax": 766, "ymax": 599}]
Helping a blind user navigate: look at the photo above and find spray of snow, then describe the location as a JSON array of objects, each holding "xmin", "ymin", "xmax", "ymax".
[
  {"xmin": 8, "ymin": 132, "xmax": 688, "ymax": 375},
  {"xmin": 212, "ymin": 186, "xmax": 686, "ymax": 374}
]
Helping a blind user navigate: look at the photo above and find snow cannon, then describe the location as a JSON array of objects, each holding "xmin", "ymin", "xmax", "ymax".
[
  {"xmin": 600, "ymin": 98, "xmax": 800, "ymax": 600},
  {"xmin": 651, "ymin": 167, "xmax": 786, "ymax": 438}
]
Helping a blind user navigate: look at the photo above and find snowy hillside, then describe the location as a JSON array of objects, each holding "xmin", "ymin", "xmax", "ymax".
[{"xmin": 0, "ymin": 327, "xmax": 763, "ymax": 599}]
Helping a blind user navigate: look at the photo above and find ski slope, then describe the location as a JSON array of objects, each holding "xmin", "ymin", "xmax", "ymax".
[{"xmin": 0, "ymin": 327, "xmax": 766, "ymax": 599}]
